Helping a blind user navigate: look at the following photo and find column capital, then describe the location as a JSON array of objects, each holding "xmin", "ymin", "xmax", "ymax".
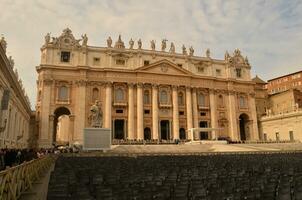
[
  {"xmin": 49, "ymin": 114, "xmax": 55, "ymax": 121},
  {"xmin": 185, "ymin": 86, "xmax": 192, "ymax": 90},
  {"xmin": 127, "ymin": 82, "xmax": 135, "ymax": 88},
  {"xmin": 228, "ymin": 90, "xmax": 236, "ymax": 95},
  {"xmin": 69, "ymin": 115, "xmax": 75, "ymax": 121},
  {"xmin": 104, "ymin": 81, "xmax": 113, "ymax": 87},
  {"xmin": 151, "ymin": 83, "xmax": 159, "ymax": 89},
  {"xmin": 209, "ymin": 88, "xmax": 216, "ymax": 94},
  {"xmin": 137, "ymin": 83, "xmax": 143, "ymax": 88},
  {"xmin": 43, "ymin": 79, "xmax": 53, "ymax": 86},
  {"xmin": 172, "ymin": 85, "xmax": 178, "ymax": 90}
]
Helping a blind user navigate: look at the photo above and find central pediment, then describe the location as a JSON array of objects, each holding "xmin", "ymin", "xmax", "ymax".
[{"xmin": 135, "ymin": 59, "xmax": 192, "ymax": 76}]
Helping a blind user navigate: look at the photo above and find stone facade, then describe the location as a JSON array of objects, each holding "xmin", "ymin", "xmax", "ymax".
[
  {"xmin": 36, "ymin": 28, "xmax": 259, "ymax": 147},
  {"xmin": 266, "ymin": 71, "xmax": 302, "ymax": 94},
  {"xmin": 0, "ymin": 37, "xmax": 32, "ymax": 148}
]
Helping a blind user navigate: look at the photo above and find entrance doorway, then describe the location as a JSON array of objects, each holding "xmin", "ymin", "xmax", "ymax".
[
  {"xmin": 239, "ymin": 114, "xmax": 249, "ymax": 140},
  {"xmin": 53, "ymin": 107, "xmax": 71, "ymax": 146},
  {"xmin": 114, "ymin": 119, "xmax": 125, "ymax": 139},
  {"xmin": 199, "ymin": 121, "xmax": 208, "ymax": 140},
  {"xmin": 160, "ymin": 120, "xmax": 170, "ymax": 140},
  {"xmin": 179, "ymin": 128, "xmax": 186, "ymax": 140},
  {"xmin": 144, "ymin": 127, "xmax": 151, "ymax": 140}
]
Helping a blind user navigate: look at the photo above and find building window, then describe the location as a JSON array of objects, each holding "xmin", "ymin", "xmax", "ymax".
[
  {"xmin": 239, "ymin": 96, "xmax": 246, "ymax": 108},
  {"xmin": 289, "ymin": 131, "xmax": 294, "ymax": 141},
  {"xmin": 263, "ymin": 133, "xmax": 267, "ymax": 141},
  {"xmin": 178, "ymin": 92, "xmax": 184, "ymax": 106},
  {"xmin": 144, "ymin": 60, "xmax": 150, "ymax": 66},
  {"xmin": 160, "ymin": 90, "xmax": 168, "ymax": 104},
  {"xmin": 143, "ymin": 90, "xmax": 150, "ymax": 104},
  {"xmin": 197, "ymin": 66, "xmax": 204, "ymax": 73},
  {"xmin": 58, "ymin": 86, "xmax": 68, "ymax": 100},
  {"xmin": 198, "ymin": 93, "xmax": 206, "ymax": 106},
  {"xmin": 218, "ymin": 95, "xmax": 224, "ymax": 107},
  {"xmin": 216, "ymin": 69, "xmax": 221, "ymax": 76},
  {"xmin": 92, "ymin": 88, "xmax": 99, "ymax": 102},
  {"xmin": 116, "ymin": 59, "xmax": 125, "ymax": 65},
  {"xmin": 236, "ymin": 68, "xmax": 242, "ymax": 78},
  {"xmin": 144, "ymin": 109, "xmax": 150, "ymax": 114},
  {"xmin": 116, "ymin": 109, "xmax": 123, "ymax": 113},
  {"xmin": 93, "ymin": 57, "xmax": 100, "ymax": 66},
  {"xmin": 177, "ymin": 64, "xmax": 183, "ymax": 68},
  {"xmin": 115, "ymin": 88, "xmax": 124, "ymax": 102},
  {"xmin": 200, "ymin": 112, "xmax": 206, "ymax": 116},
  {"xmin": 275, "ymin": 132, "xmax": 280, "ymax": 141},
  {"xmin": 179, "ymin": 111, "xmax": 184, "ymax": 115},
  {"xmin": 61, "ymin": 51, "xmax": 70, "ymax": 62}
]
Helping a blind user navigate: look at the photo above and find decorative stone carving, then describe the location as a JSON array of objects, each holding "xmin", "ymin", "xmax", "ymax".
[
  {"xmin": 114, "ymin": 35, "xmax": 125, "ymax": 49},
  {"xmin": 8, "ymin": 56, "xmax": 14, "ymax": 68},
  {"xmin": 227, "ymin": 48, "xmax": 250, "ymax": 68},
  {"xmin": 89, "ymin": 100, "xmax": 103, "ymax": 128},
  {"xmin": 189, "ymin": 46, "xmax": 194, "ymax": 56},
  {"xmin": 169, "ymin": 42, "xmax": 175, "ymax": 53},
  {"xmin": 81, "ymin": 34, "xmax": 88, "ymax": 46},
  {"xmin": 150, "ymin": 40, "xmax": 156, "ymax": 50},
  {"xmin": 206, "ymin": 49, "xmax": 210, "ymax": 58},
  {"xmin": 107, "ymin": 36, "xmax": 112, "ymax": 47},
  {"xmin": 129, "ymin": 38, "xmax": 134, "ymax": 49},
  {"xmin": 182, "ymin": 45, "xmax": 187, "ymax": 55},
  {"xmin": 161, "ymin": 39, "xmax": 168, "ymax": 51},
  {"xmin": 160, "ymin": 64, "xmax": 168, "ymax": 73},
  {"xmin": 50, "ymin": 28, "xmax": 81, "ymax": 49},
  {"xmin": 0, "ymin": 36, "xmax": 7, "ymax": 53},
  {"xmin": 137, "ymin": 39, "xmax": 142, "ymax": 49}
]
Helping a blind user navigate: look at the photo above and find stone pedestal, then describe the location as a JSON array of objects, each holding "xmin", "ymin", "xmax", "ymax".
[{"xmin": 83, "ymin": 128, "xmax": 111, "ymax": 150}]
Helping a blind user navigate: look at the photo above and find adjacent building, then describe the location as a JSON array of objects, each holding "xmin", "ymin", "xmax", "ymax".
[{"xmin": 36, "ymin": 28, "xmax": 259, "ymax": 148}]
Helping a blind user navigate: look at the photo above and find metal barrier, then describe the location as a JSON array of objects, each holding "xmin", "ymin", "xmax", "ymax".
[{"xmin": 0, "ymin": 155, "xmax": 54, "ymax": 200}]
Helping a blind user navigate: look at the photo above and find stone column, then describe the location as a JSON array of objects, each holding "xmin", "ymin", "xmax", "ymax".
[
  {"xmin": 137, "ymin": 83, "xmax": 144, "ymax": 140},
  {"xmin": 49, "ymin": 115, "xmax": 54, "ymax": 143},
  {"xmin": 228, "ymin": 91, "xmax": 238, "ymax": 140},
  {"xmin": 74, "ymin": 80, "xmax": 86, "ymax": 143},
  {"xmin": 192, "ymin": 87, "xmax": 199, "ymax": 139},
  {"xmin": 127, "ymin": 83, "xmax": 134, "ymax": 139},
  {"xmin": 69, "ymin": 115, "xmax": 75, "ymax": 143},
  {"xmin": 249, "ymin": 93, "xmax": 259, "ymax": 140},
  {"xmin": 185, "ymin": 87, "xmax": 193, "ymax": 140},
  {"xmin": 209, "ymin": 89, "xmax": 217, "ymax": 139},
  {"xmin": 172, "ymin": 86, "xmax": 179, "ymax": 140},
  {"xmin": 104, "ymin": 82, "xmax": 112, "ymax": 129},
  {"xmin": 152, "ymin": 84, "xmax": 159, "ymax": 140}
]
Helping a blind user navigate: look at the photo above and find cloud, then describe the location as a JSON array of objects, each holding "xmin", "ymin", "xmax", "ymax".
[{"xmin": 0, "ymin": 0, "xmax": 302, "ymax": 109}]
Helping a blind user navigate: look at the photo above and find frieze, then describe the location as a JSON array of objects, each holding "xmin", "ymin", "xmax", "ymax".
[{"xmin": 75, "ymin": 80, "xmax": 87, "ymax": 87}]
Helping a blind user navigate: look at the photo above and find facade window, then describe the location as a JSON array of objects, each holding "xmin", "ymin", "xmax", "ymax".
[
  {"xmin": 177, "ymin": 64, "xmax": 183, "ymax": 68},
  {"xmin": 61, "ymin": 51, "xmax": 70, "ymax": 62},
  {"xmin": 216, "ymin": 69, "xmax": 221, "ymax": 76},
  {"xmin": 144, "ymin": 109, "xmax": 150, "ymax": 114},
  {"xmin": 144, "ymin": 60, "xmax": 150, "ymax": 66},
  {"xmin": 115, "ymin": 88, "xmax": 124, "ymax": 102},
  {"xmin": 92, "ymin": 88, "xmax": 99, "ymax": 102},
  {"xmin": 198, "ymin": 93, "xmax": 206, "ymax": 106},
  {"xmin": 93, "ymin": 57, "xmax": 100, "ymax": 65},
  {"xmin": 197, "ymin": 66, "xmax": 204, "ymax": 73},
  {"xmin": 179, "ymin": 111, "xmax": 184, "ymax": 115},
  {"xmin": 143, "ymin": 90, "xmax": 150, "ymax": 104},
  {"xmin": 236, "ymin": 68, "xmax": 242, "ymax": 78},
  {"xmin": 200, "ymin": 112, "xmax": 206, "ymax": 116},
  {"xmin": 116, "ymin": 59, "xmax": 125, "ymax": 65},
  {"xmin": 289, "ymin": 131, "xmax": 294, "ymax": 141},
  {"xmin": 178, "ymin": 92, "xmax": 184, "ymax": 106},
  {"xmin": 116, "ymin": 109, "xmax": 123, "ymax": 113},
  {"xmin": 58, "ymin": 86, "xmax": 68, "ymax": 100},
  {"xmin": 218, "ymin": 95, "xmax": 224, "ymax": 107},
  {"xmin": 263, "ymin": 133, "xmax": 267, "ymax": 141},
  {"xmin": 160, "ymin": 90, "xmax": 168, "ymax": 104},
  {"xmin": 239, "ymin": 96, "xmax": 246, "ymax": 108},
  {"xmin": 276, "ymin": 132, "xmax": 280, "ymax": 141}
]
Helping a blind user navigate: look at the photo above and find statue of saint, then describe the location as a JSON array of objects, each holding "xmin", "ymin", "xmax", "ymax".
[
  {"xmin": 44, "ymin": 33, "xmax": 50, "ymax": 45},
  {"xmin": 169, "ymin": 42, "xmax": 175, "ymax": 53},
  {"xmin": 150, "ymin": 40, "xmax": 156, "ymax": 50},
  {"xmin": 189, "ymin": 46, "xmax": 194, "ymax": 56},
  {"xmin": 81, "ymin": 34, "xmax": 88, "ymax": 46},
  {"xmin": 107, "ymin": 36, "xmax": 112, "ymax": 48},
  {"xmin": 89, "ymin": 100, "xmax": 103, "ymax": 128},
  {"xmin": 182, "ymin": 45, "xmax": 187, "ymax": 55},
  {"xmin": 161, "ymin": 39, "xmax": 168, "ymax": 51},
  {"xmin": 129, "ymin": 38, "xmax": 134, "ymax": 49},
  {"xmin": 137, "ymin": 39, "xmax": 142, "ymax": 49},
  {"xmin": 0, "ymin": 36, "xmax": 7, "ymax": 53},
  {"xmin": 206, "ymin": 48, "xmax": 211, "ymax": 58},
  {"xmin": 224, "ymin": 51, "xmax": 230, "ymax": 60},
  {"xmin": 8, "ymin": 56, "xmax": 14, "ymax": 68}
]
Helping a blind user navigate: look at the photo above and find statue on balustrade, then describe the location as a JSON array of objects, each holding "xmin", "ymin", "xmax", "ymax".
[{"xmin": 89, "ymin": 100, "xmax": 103, "ymax": 128}]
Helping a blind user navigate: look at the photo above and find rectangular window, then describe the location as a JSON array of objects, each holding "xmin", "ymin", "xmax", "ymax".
[
  {"xmin": 116, "ymin": 59, "xmax": 125, "ymax": 65},
  {"xmin": 144, "ymin": 109, "xmax": 150, "ymax": 114},
  {"xmin": 179, "ymin": 111, "xmax": 184, "ymax": 115},
  {"xmin": 275, "ymin": 132, "xmax": 280, "ymax": 141},
  {"xmin": 236, "ymin": 68, "xmax": 242, "ymax": 78},
  {"xmin": 177, "ymin": 64, "xmax": 183, "ymax": 68},
  {"xmin": 197, "ymin": 66, "xmax": 204, "ymax": 73},
  {"xmin": 289, "ymin": 131, "xmax": 294, "ymax": 141},
  {"xmin": 200, "ymin": 112, "xmax": 206, "ymax": 116},
  {"xmin": 61, "ymin": 51, "xmax": 70, "ymax": 62},
  {"xmin": 216, "ymin": 69, "xmax": 221, "ymax": 76},
  {"xmin": 93, "ymin": 57, "xmax": 100, "ymax": 65},
  {"xmin": 116, "ymin": 109, "xmax": 123, "ymax": 113},
  {"xmin": 263, "ymin": 133, "xmax": 267, "ymax": 141},
  {"xmin": 144, "ymin": 60, "xmax": 150, "ymax": 66}
]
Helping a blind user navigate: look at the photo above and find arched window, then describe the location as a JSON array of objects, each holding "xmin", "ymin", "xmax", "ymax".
[
  {"xmin": 198, "ymin": 93, "xmax": 205, "ymax": 106},
  {"xmin": 218, "ymin": 95, "xmax": 224, "ymax": 107},
  {"xmin": 92, "ymin": 88, "xmax": 99, "ymax": 102},
  {"xmin": 143, "ymin": 90, "xmax": 150, "ymax": 104},
  {"xmin": 160, "ymin": 90, "xmax": 168, "ymax": 104},
  {"xmin": 178, "ymin": 92, "xmax": 184, "ymax": 106},
  {"xmin": 115, "ymin": 88, "xmax": 124, "ymax": 102},
  {"xmin": 239, "ymin": 96, "xmax": 246, "ymax": 108},
  {"xmin": 58, "ymin": 86, "xmax": 68, "ymax": 100}
]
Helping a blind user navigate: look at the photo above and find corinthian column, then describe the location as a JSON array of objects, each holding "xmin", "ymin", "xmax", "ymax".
[
  {"xmin": 137, "ymin": 83, "xmax": 144, "ymax": 140},
  {"xmin": 127, "ymin": 83, "xmax": 134, "ymax": 139},
  {"xmin": 185, "ymin": 87, "xmax": 193, "ymax": 140},
  {"xmin": 104, "ymin": 82, "xmax": 112, "ymax": 129},
  {"xmin": 172, "ymin": 86, "xmax": 179, "ymax": 140},
  {"xmin": 152, "ymin": 84, "xmax": 159, "ymax": 140},
  {"xmin": 192, "ymin": 87, "xmax": 199, "ymax": 129},
  {"xmin": 228, "ymin": 91, "xmax": 238, "ymax": 140},
  {"xmin": 209, "ymin": 89, "xmax": 217, "ymax": 139}
]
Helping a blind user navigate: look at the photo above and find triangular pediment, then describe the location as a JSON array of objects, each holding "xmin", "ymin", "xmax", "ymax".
[{"xmin": 136, "ymin": 59, "xmax": 193, "ymax": 76}]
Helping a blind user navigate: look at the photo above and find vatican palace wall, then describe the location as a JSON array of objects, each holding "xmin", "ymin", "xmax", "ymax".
[{"xmin": 36, "ymin": 29, "xmax": 259, "ymax": 147}]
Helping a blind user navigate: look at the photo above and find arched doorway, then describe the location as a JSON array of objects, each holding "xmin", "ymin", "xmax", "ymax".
[
  {"xmin": 239, "ymin": 113, "xmax": 249, "ymax": 141},
  {"xmin": 114, "ymin": 119, "xmax": 125, "ymax": 139},
  {"xmin": 179, "ymin": 128, "xmax": 186, "ymax": 140},
  {"xmin": 160, "ymin": 120, "xmax": 170, "ymax": 140},
  {"xmin": 53, "ymin": 107, "xmax": 71, "ymax": 146},
  {"xmin": 144, "ymin": 127, "xmax": 151, "ymax": 140}
]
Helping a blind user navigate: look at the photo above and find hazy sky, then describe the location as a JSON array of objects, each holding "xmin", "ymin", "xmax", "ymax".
[{"xmin": 1, "ymin": 0, "xmax": 302, "ymax": 109}]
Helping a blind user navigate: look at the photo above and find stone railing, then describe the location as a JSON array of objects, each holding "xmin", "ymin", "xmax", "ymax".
[{"xmin": 0, "ymin": 155, "xmax": 54, "ymax": 200}]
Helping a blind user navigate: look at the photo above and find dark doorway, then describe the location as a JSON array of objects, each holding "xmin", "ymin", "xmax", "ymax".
[
  {"xmin": 53, "ymin": 107, "xmax": 71, "ymax": 145},
  {"xmin": 239, "ymin": 114, "xmax": 249, "ymax": 141},
  {"xmin": 114, "ymin": 119, "xmax": 125, "ymax": 139},
  {"xmin": 199, "ymin": 121, "xmax": 208, "ymax": 140},
  {"xmin": 179, "ymin": 128, "xmax": 186, "ymax": 140},
  {"xmin": 160, "ymin": 120, "xmax": 170, "ymax": 140},
  {"xmin": 144, "ymin": 127, "xmax": 151, "ymax": 140}
]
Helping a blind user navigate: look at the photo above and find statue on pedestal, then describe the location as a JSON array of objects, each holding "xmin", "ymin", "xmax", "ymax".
[
  {"xmin": 0, "ymin": 36, "xmax": 7, "ymax": 53},
  {"xmin": 189, "ymin": 46, "xmax": 194, "ymax": 56},
  {"xmin": 169, "ymin": 42, "xmax": 175, "ymax": 53},
  {"xmin": 129, "ymin": 38, "xmax": 134, "ymax": 49},
  {"xmin": 161, "ymin": 39, "xmax": 168, "ymax": 51},
  {"xmin": 138, "ymin": 39, "xmax": 142, "ymax": 49},
  {"xmin": 44, "ymin": 33, "xmax": 51, "ymax": 45},
  {"xmin": 206, "ymin": 48, "xmax": 211, "ymax": 58},
  {"xmin": 107, "ymin": 36, "xmax": 112, "ymax": 48},
  {"xmin": 150, "ymin": 40, "xmax": 156, "ymax": 50},
  {"xmin": 182, "ymin": 45, "xmax": 187, "ymax": 55},
  {"xmin": 81, "ymin": 34, "xmax": 88, "ymax": 46},
  {"xmin": 89, "ymin": 100, "xmax": 103, "ymax": 128}
]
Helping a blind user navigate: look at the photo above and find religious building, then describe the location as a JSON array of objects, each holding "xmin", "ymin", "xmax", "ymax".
[{"xmin": 36, "ymin": 28, "xmax": 259, "ymax": 147}]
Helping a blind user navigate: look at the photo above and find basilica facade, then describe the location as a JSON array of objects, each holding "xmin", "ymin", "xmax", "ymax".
[{"xmin": 36, "ymin": 28, "xmax": 259, "ymax": 147}]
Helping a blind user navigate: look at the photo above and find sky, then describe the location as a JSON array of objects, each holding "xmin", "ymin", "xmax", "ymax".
[{"xmin": 1, "ymin": 0, "xmax": 302, "ymax": 109}]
